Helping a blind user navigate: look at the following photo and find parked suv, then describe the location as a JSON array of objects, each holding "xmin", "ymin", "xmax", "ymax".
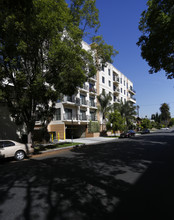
[{"xmin": 0, "ymin": 140, "xmax": 34, "ymax": 161}]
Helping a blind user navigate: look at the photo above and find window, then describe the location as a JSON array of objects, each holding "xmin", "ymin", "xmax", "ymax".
[
  {"xmin": 120, "ymin": 78, "xmax": 122, "ymax": 84},
  {"xmin": 65, "ymin": 108, "xmax": 72, "ymax": 120},
  {"xmin": 102, "ymin": 88, "xmax": 105, "ymax": 93},
  {"xmin": 80, "ymin": 110, "xmax": 87, "ymax": 120},
  {"xmin": 3, "ymin": 141, "xmax": 15, "ymax": 147},
  {"xmin": 54, "ymin": 108, "xmax": 61, "ymax": 120},
  {"xmin": 90, "ymin": 97, "xmax": 95, "ymax": 107},
  {"xmin": 108, "ymin": 80, "xmax": 111, "ymax": 87},
  {"xmin": 124, "ymin": 80, "xmax": 125, "ymax": 86},
  {"xmin": 108, "ymin": 68, "xmax": 111, "ymax": 76},
  {"xmin": 80, "ymin": 94, "xmax": 87, "ymax": 105},
  {"xmin": 124, "ymin": 90, "xmax": 126, "ymax": 95},
  {"xmin": 102, "ymin": 64, "xmax": 105, "ymax": 71},
  {"xmin": 121, "ymin": 88, "xmax": 122, "ymax": 93},
  {"xmin": 102, "ymin": 76, "xmax": 105, "ymax": 83}
]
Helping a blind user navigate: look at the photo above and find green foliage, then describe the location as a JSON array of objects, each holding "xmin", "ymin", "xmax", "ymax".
[
  {"xmin": 97, "ymin": 90, "xmax": 112, "ymax": 120},
  {"xmin": 0, "ymin": 0, "xmax": 117, "ymax": 139},
  {"xmin": 88, "ymin": 121, "xmax": 100, "ymax": 133},
  {"xmin": 137, "ymin": 0, "xmax": 174, "ymax": 78},
  {"xmin": 91, "ymin": 36, "xmax": 118, "ymax": 69},
  {"xmin": 107, "ymin": 110, "xmax": 126, "ymax": 132},
  {"xmin": 141, "ymin": 118, "xmax": 151, "ymax": 129},
  {"xmin": 169, "ymin": 118, "xmax": 174, "ymax": 127},
  {"xmin": 160, "ymin": 103, "xmax": 171, "ymax": 122},
  {"xmin": 113, "ymin": 101, "xmax": 136, "ymax": 129}
]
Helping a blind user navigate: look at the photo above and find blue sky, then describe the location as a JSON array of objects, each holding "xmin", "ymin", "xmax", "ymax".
[{"xmin": 92, "ymin": 0, "xmax": 174, "ymax": 118}]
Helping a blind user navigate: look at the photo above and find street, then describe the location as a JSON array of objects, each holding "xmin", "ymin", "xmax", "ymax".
[{"xmin": 0, "ymin": 129, "xmax": 174, "ymax": 219}]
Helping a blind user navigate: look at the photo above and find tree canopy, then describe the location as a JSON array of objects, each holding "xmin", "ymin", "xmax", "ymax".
[
  {"xmin": 112, "ymin": 101, "xmax": 136, "ymax": 129},
  {"xmin": 160, "ymin": 103, "xmax": 171, "ymax": 122},
  {"xmin": 97, "ymin": 90, "xmax": 112, "ymax": 121},
  {"xmin": 137, "ymin": 0, "xmax": 174, "ymax": 78},
  {"xmin": 0, "ymin": 0, "xmax": 116, "ymax": 140}
]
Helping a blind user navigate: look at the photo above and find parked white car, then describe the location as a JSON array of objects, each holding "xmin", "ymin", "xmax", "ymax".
[{"xmin": 0, "ymin": 140, "xmax": 34, "ymax": 161}]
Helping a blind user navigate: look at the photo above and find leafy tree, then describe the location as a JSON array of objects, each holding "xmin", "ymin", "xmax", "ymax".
[
  {"xmin": 160, "ymin": 103, "xmax": 171, "ymax": 126},
  {"xmin": 106, "ymin": 110, "xmax": 126, "ymax": 133},
  {"xmin": 169, "ymin": 118, "xmax": 174, "ymax": 127},
  {"xmin": 97, "ymin": 90, "xmax": 112, "ymax": 125},
  {"xmin": 151, "ymin": 112, "xmax": 161, "ymax": 123},
  {"xmin": 113, "ymin": 101, "xmax": 136, "ymax": 129},
  {"xmin": 141, "ymin": 118, "xmax": 151, "ymax": 129},
  {"xmin": 0, "ymin": 0, "xmax": 116, "ymax": 142},
  {"xmin": 137, "ymin": 0, "xmax": 174, "ymax": 78}
]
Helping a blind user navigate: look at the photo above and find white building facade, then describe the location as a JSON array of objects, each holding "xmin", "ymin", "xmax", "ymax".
[{"xmin": 47, "ymin": 42, "xmax": 136, "ymax": 139}]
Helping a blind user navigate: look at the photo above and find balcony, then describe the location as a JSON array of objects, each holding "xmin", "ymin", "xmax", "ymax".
[
  {"xmin": 63, "ymin": 96, "xmax": 76, "ymax": 104},
  {"xmin": 63, "ymin": 113, "xmax": 78, "ymax": 121},
  {"xmin": 89, "ymin": 100, "xmax": 97, "ymax": 108},
  {"xmin": 79, "ymin": 114, "xmax": 88, "ymax": 121},
  {"xmin": 129, "ymin": 88, "xmax": 136, "ymax": 95},
  {"xmin": 129, "ymin": 97, "xmax": 136, "ymax": 103},
  {"xmin": 113, "ymin": 87, "xmax": 120, "ymax": 95},
  {"xmin": 113, "ymin": 76, "xmax": 119, "ymax": 84},
  {"xmin": 89, "ymin": 75, "xmax": 97, "ymax": 82},
  {"xmin": 79, "ymin": 84, "xmax": 89, "ymax": 92},
  {"xmin": 89, "ymin": 115, "xmax": 97, "ymax": 121},
  {"xmin": 89, "ymin": 87, "xmax": 97, "ymax": 94},
  {"xmin": 80, "ymin": 99, "xmax": 88, "ymax": 106}
]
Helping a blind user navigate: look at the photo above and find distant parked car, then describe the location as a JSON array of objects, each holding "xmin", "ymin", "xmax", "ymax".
[
  {"xmin": 120, "ymin": 130, "xmax": 135, "ymax": 138},
  {"xmin": 141, "ymin": 129, "xmax": 150, "ymax": 134},
  {"xmin": 0, "ymin": 140, "xmax": 34, "ymax": 161}
]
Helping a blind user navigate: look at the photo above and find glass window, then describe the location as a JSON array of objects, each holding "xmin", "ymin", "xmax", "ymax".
[
  {"xmin": 108, "ymin": 69, "xmax": 111, "ymax": 76},
  {"xmin": 102, "ymin": 76, "xmax": 105, "ymax": 83},
  {"xmin": 54, "ymin": 108, "xmax": 61, "ymax": 120},
  {"xmin": 108, "ymin": 80, "xmax": 111, "ymax": 87},
  {"xmin": 3, "ymin": 141, "xmax": 15, "ymax": 147}
]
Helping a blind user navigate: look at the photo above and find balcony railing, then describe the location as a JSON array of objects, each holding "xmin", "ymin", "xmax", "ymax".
[
  {"xmin": 63, "ymin": 96, "xmax": 76, "ymax": 103},
  {"xmin": 113, "ymin": 76, "xmax": 119, "ymax": 83},
  {"xmin": 80, "ymin": 99, "xmax": 88, "ymax": 106},
  {"xmin": 129, "ymin": 88, "xmax": 136, "ymax": 94},
  {"xmin": 89, "ymin": 87, "xmax": 97, "ymax": 93},
  {"xmin": 89, "ymin": 115, "xmax": 97, "ymax": 121},
  {"xmin": 63, "ymin": 113, "xmax": 78, "ymax": 121},
  {"xmin": 89, "ymin": 100, "xmax": 96, "ymax": 107},
  {"xmin": 79, "ymin": 114, "xmax": 87, "ymax": 121},
  {"xmin": 80, "ymin": 84, "xmax": 89, "ymax": 91},
  {"xmin": 113, "ymin": 87, "xmax": 120, "ymax": 93},
  {"xmin": 63, "ymin": 113, "xmax": 97, "ymax": 121}
]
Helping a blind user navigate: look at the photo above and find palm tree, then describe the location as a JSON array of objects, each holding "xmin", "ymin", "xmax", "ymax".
[
  {"xmin": 113, "ymin": 101, "xmax": 136, "ymax": 129},
  {"xmin": 97, "ymin": 90, "xmax": 112, "ymax": 130}
]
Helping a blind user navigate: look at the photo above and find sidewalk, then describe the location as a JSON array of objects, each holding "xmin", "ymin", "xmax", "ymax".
[
  {"xmin": 66, "ymin": 136, "xmax": 118, "ymax": 145},
  {"xmin": 34, "ymin": 137, "xmax": 118, "ymax": 156}
]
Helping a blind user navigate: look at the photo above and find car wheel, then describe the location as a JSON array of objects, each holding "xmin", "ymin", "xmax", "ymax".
[{"xmin": 15, "ymin": 150, "xmax": 25, "ymax": 161}]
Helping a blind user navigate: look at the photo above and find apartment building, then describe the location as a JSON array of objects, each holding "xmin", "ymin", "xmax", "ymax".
[{"xmin": 47, "ymin": 42, "xmax": 136, "ymax": 139}]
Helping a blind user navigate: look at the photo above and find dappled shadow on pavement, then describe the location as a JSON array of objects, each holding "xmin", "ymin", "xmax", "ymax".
[{"xmin": 0, "ymin": 133, "xmax": 174, "ymax": 219}]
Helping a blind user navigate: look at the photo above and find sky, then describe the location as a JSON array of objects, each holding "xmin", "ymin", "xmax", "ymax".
[{"xmin": 90, "ymin": 0, "xmax": 174, "ymax": 118}]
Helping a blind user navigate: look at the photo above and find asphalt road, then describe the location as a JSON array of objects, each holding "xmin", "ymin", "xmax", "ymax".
[{"xmin": 0, "ymin": 129, "xmax": 174, "ymax": 219}]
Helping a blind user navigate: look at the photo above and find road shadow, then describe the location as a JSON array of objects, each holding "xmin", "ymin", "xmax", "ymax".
[{"xmin": 0, "ymin": 133, "xmax": 174, "ymax": 219}]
